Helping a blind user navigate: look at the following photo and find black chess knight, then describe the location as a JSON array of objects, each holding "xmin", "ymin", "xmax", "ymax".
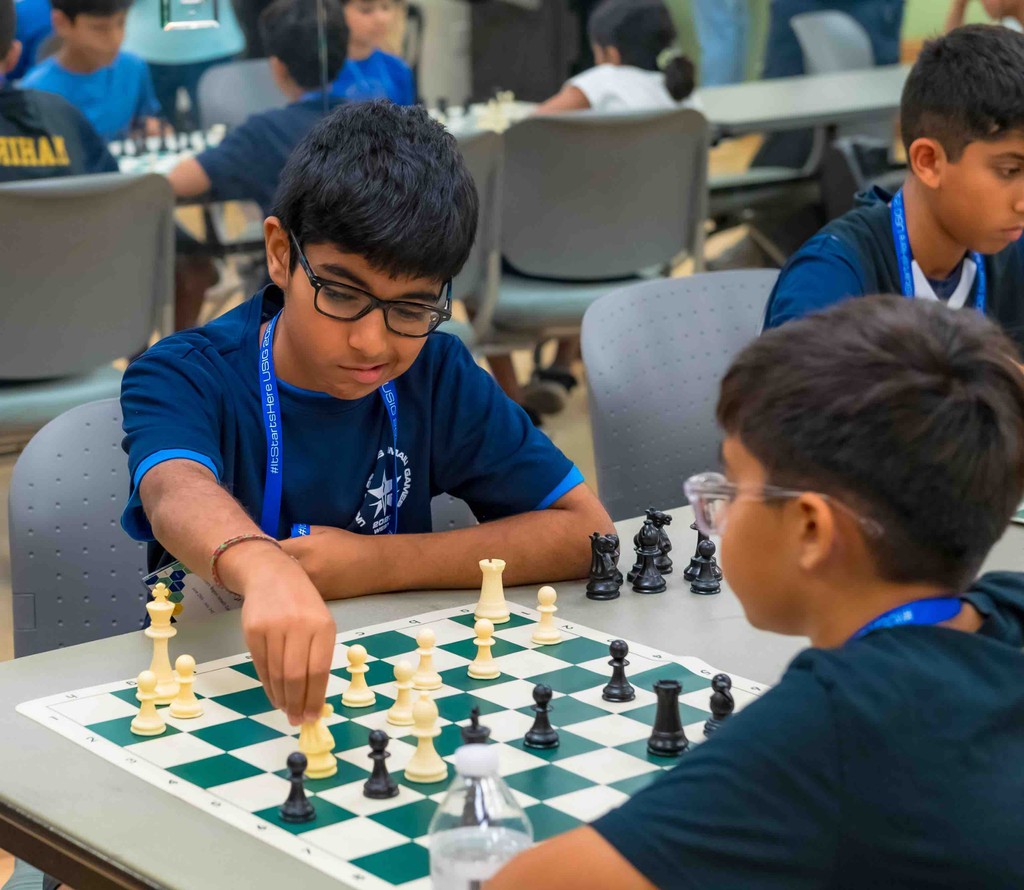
[{"xmin": 587, "ymin": 532, "xmax": 624, "ymax": 600}]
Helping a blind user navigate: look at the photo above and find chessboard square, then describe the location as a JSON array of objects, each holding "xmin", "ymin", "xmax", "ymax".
[
  {"xmin": 324, "ymin": 673, "xmax": 348, "ymax": 698},
  {"xmin": 522, "ymin": 803, "xmax": 583, "ymax": 842},
  {"xmin": 369, "ymin": 798, "xmax": 438, "ymax": 838},
  {"xmin": 193, "ymin": 667, "xmax": 263, "ymax": 697},
  {"xmin": 450, "ymin": 611, "xmax": 533, "ymax": 630},
  {"xmin": 336, "ymin": 737, "xmax": 418, "ymax": 775},
  {"xmin": 526, "ymin": 666, "xmax": 607, "ymax": 695},
  {"xmin": 472, "ymin": 679, "xmax": 559, "ymax": 710},
  {"xmin": 473, "ymin": 708, "xmax": 535, "ymax": 743},
  {"xmin": 232, "ymin": 735, "xmax": 309, "ymax": 772},
  {"xmin": 124, "ymin": 732, "xmax": 223, "ymax": 768},
  {"xmin": 621, "ymin": 701, "xmax": 709, "ymax": 729},
  {"xmin": 53, "ymin": 694, "xmax": 138, "ymax": 725},
  {"xmin": 684, "ymin": 721, "xmax": 709, "ymax": 746},
  {"xmin": 192, "ymin": 718, "xmax": 284, "ymax": 750},
  {"xmin": 348, "ymin": 703, "xmax": 409, "ymax": 732},
  {"xmin": 356, "ymin": 630, "xmax": 427, "ymax": 660},
  {"xmin": 397, "ymin": 879, "xmax": 432, "ymax": 890},
  {"xmin": 89, "ymin": 715, "xmax": 180, "ymax": 747},
  {"xmin": 396, "ymin": 618, "xmax": 477, "ymax": 646},
  {"xmin": 331, "ymin": 659, "xmax": 396, "ymax": 690},
  {"xmin": 615, "ymin": 737, "xmax": 687, "ymax": 766},
  {"xmin": 493, "ymin": 649, "xmax": 573, "ymax": 680},
  {"xmin": 609, "ymin": 771, "xmax": 663, "ymax": 797},
  {"xmin": 537, "ymin": 636, "xmax": 611, "ymax": 664},
  {"xmin": 209, "ymin": 686, "xmax": 274, "ymax": 717},
  {"xmin": 434, "ymin": 722, "xmax": 473, "ymax": 758},
  {"xmin": 230, "ymin": 660, "xmax": 260, "ymax": 680},
  {"xmin": 319, "ymin": 777, "xmax": 424, "ymax": 815},
  {"xmin": 570, "ymin": 684, "xmax": 658, "ymax": 714},
  {"xmin": 505, "ymin": 730, "xmax": 601, "ymax": 763},
  {"xmin": 489, "ymin": 622, "xmax": 547, "ymax": 649},
  {"xmin": 248, "ymin": 709, "xmax": 305, "ymax": 736},
  {"xmin": 438, "ymin": 667, "xmax": 510, "ymax": 693},
  {"xmin": 556, "ymin": 748, "xmax": 660, "ymax": 784},
  {"xmin": 208, "ymin": 772, "xmax": 293, "ymax": 811},
  {"xmin": 561, "ymin": 713, "xmax": 651, "ymax": 746},
  {"xmin": 110, "ymin": 687, "xmax": 147, "ymax": 705},
  {"xmin": 302, "ymin": 816, "xmax": 410, "ymax": 860},
  {"xmin": 382, "ymin": 648, "xmax": 472, "ymax": 676},
  {"xmin": 275, "ymin": 758, "xmax": 371, "ymax": 791},
  {"xmin": 546, "ymin": 785, "xmax": 629, "ymax": 822},
  {"xmin": 439, "ymin": 635, "xmax": 525, "ymax": 662},
  {"xmin": 503, "ymin": 765, "xmax": 593, "ymax": 800},
  {"xmin": 487, "ymin": 742, "xmax": 550, "ymax": 776},
  {"xmin": 167, "ymin": 753, "xmax": 263, "ymax": 788},
  {"xmin": 330, "ymin": 694, "xmax": 396, "ymax": 722},
  {"xmin": 516, "ymin": 697, "xmax": 607, "ymax": 726},
  {"xmin": 629, "ymin": 663, "xmax": 709, "ymax": 694},
  {"xmin": 253, "ymin": 796, "xmax": 355, "ymax": 835},
  {"xmin": 328, "ymin": 720, "xmax": 373, "ymax": 751},
  {"xmin": 352, "ymin": 841, "xmax": 430, "ymax": 886},
  {"xmin": 164, "ymin": 699, "xmax": 245, "ymax": 732},
  {"xmin": 434, "ymin": 692, "xmax": 506, "ymax": 724}
]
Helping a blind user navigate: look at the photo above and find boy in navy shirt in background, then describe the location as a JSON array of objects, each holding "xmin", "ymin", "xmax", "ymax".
[
  {"xmin": 121, "ymin": 101, "xmax": 613, "ymax": 728},
  {"xmin": 764, "ymin": 25, "xmax": 1024, "ymax": 354},
  {"xmin": 492, "ymin": 296, "xmax": 1024, "ymax": 889},
  {"xmin": 332, "ymin": 0, "xmax": 414, "ymax": 104},
  {"xmin": 21, "ymin": 0, "xmax": 160, "ymax": 140}
]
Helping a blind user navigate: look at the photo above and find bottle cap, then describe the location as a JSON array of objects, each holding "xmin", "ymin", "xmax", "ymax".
[{"xmin": 454, "ymin": 743, "xmax": 499, "ymax": 778}]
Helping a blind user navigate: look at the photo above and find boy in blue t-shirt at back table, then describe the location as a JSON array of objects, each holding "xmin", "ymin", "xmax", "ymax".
[
  {"xmin": 121, "ymin": 100, "xmax": 613, "ymax": 728},
  {"xmin": 491, "ymin": 295, "xmax": 1024, "ymax": 889},
  {"xmin": 20, "ymin": 0, "xmax": 160, "ymax": 140},
  {"xmin": 331, "ymin": 0, "xmax": 413, "ymax": 104}
]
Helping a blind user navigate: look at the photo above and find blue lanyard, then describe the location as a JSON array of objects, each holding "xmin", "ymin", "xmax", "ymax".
[
  {"xmin": 890, "ymin": 189, "xmax": 986, "ymax": 313},
  {"xmin": 259, "ymin": 311, "xmax": 400, "ymax": 538},
  {"xmin": 849, "ymin": 596, "xmax": 962, "ymax": 641}
]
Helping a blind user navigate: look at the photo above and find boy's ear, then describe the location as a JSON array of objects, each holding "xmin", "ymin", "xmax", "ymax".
[
  {"xmin": 907, "ymin": 136, "xmax": 948, "ymax": 190},
  {"xmin": 51, "ymin": 9, "xmax": 73, "ymax": 35},
  {"xmin": 264, "ymin": 216, "xmax": 291, "ymax": 291},
  {"xmin": 793, "ymin": 493, "xmax": 837, "ymax": 574},
  {"xmin": 2, "ymin": 39, "xmax": 22, "ymax": 76}
]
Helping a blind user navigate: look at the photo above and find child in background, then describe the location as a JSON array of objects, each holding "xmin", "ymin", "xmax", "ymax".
[
  {"xmin": 21, "ymin": 0, "xmax": 160, "ymax": 140},
  {"xmin": 331, "ymin": 0, "xmax": 413, "ymax": 105}
]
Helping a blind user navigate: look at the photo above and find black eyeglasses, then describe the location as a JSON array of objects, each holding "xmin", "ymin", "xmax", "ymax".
[{"xmin": 290, "ymin": 233, "xmax": 452, "ymax": 338}]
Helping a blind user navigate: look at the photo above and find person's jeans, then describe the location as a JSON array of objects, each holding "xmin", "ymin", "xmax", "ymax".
[
  {"xmin": 2, "ymin": 860, "xmax": 59, "ymax": 890},
  {"xmin": 693, "ymin": 0, "xmax": 750, "ymax": 86}
]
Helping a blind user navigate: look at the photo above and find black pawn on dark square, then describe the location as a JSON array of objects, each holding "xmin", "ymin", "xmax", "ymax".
[
  {"xmin": 461, "ymin": 706, "xmax": 491, "ymax": 745},
  {"xmin": 648, "ymin": 509, "xmax": 673, "ymax": 575},
  {"xmin": 280, "ymin": 752, "xmax": 316, "ymax": 823},
  {"xmin": 632, "ymin": 519, "xmax": 667, "ymax": 594},
  {"xmin": 602, "ymin": 639, "xmax": 635, "ymax": 702},
  {"xmin": 524, "ymin": 684, "xmax": 559, "ymax": 749},
  {"xmin": 587, "ymin": 532, "xmax": 623, "ymax": 600},
  {"xmin": 703, "ymin": 673, "xmax": 735, "ymax": 738},
  {"xmin": 647, "ymin": 679, "xmax": 689, "ymax": 757},
  {"xmin": 689, "ymin": 538, "xmax": 722, "ymax": 596},
  {"xmin": 363, "ymin": 729, "xmax": 399, "ymax": 799}
]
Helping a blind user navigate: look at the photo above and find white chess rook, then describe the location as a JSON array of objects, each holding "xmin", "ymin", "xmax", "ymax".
[
  {"xmin": 146, "ymin": 583, "xmax": 179, "ymax": 705},
  {"xmin": 531, "ymin": 586, "xmax": 562, "ymax": 645},
  {"xmin": 341, "ymin": 644, "xmax": 376, "ymax": 708},
  {"xmin": 475, "ymin": 558, "xmax": 510, "ymax": 624},
  {"xmin": 412, "ymin": 628, "xmax": 442, "ymax": 690},
  {"xmin": 403, "ymin": 693, "xmax": 447, "ymax": 784},
  {"xmin": 387, "ymin": 661, "xmax": 415, "ymax": 726},
  {"xmin": 468, "ymin": 619, "xmax": 500, "ymax": 679}
]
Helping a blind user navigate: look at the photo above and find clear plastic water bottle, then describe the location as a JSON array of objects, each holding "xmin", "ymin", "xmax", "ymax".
[{"xmin": 428, "ymin": 744, "xmax": 533, "ymax": 889}]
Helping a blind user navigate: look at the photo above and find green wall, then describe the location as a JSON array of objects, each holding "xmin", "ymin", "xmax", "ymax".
[{"xmin": 903, "ymin": 0, "xmax": 995, "ymax": 40}]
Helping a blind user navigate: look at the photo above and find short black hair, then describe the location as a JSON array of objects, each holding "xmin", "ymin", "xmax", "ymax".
[
  {"xmin": 0, "ymin": 0, "xmax": 14, "ymax": 58},
  {"xmin": 588, "ymin": 0, "xmax": 694, "ymax": 101},
  {"xmin": 273, "ymin": 101, "xmax": 478, "ymax": 283},
  {"xmin": 717, "ymin": 296, "xmax": 1024, "ymax": 589},
  {"xmin": 51, "ymin": 0, "xmax": 131, "ymax": 19},
  {"xmin": 259, "ymin": 0, "xmax": 348, "ymax": 90},
  {"xmin": 901, "ymin": 24, "xmax": 1024, "ymax": 160}
]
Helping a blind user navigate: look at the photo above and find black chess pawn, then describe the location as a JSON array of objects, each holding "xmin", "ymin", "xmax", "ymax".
[
  {"xmin": 280, "ymin": 752, "xmax": 316, "ymax": 823},
  {"xmin": 586, "ymin": 532, "xmax": 623, "ymax": 600},
  {"xmin": 703, "ymin": 673, "xmax": 735, "ymax": 738},
  {"xmin": 648, "ymin": 679, "xmax": 689, "ymax": 757},
  {"xmin": 647, "ymin": 509, "xmax": 673, "ymax": 574},
  {"xmin": 689, "ymin": 538, "xmax": 722, "ymax": 595},
  {"xmin": 632, "ymin": 519, "xmax": 667, "ymax": 594},
  {"xmin": 524, "ymin": 684, "xmax": 559, "ymax": 749},
  {"xmin": 602, "ymin": 640, "xmax": 635, "ymax": 702},
  {"xmin": 461, "ymin": 706, "xmax": 491, "ymax": 745},
  {"xmin": 363, "ymin": 730, "xmax": 399, "ymax": 799}
]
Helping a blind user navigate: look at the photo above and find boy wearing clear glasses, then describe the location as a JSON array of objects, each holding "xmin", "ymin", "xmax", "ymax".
[
  {"xmin": 491, "ymin": 295, "xmax": 1024, "ymax": 889},
  {"xmin": 120, "ymin": 101, "xmax": 613, "ymax": 727}
]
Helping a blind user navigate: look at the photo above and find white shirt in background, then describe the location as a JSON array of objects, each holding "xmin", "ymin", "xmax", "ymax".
[{"xmin": 567, "ymin": 63, "xmax": 701, "ymax": 112}]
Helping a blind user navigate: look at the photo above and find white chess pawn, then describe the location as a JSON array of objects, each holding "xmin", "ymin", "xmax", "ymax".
[
  {"xmin": 531, "ymin": 586, "xmax": 562, "ymax": 645},
  {"xmin": 130, "ymin": 670, "xmax": 166, "ymax": 736},
  {"xmin": 299, "ymin": 703, "xmax": 338, "ymax": 779},
  {"xmin": 341, "ymin": 644, "xmax": 376, "ymax": 707},
  {"xmin": 387, "ymin": 660, "xmax": 415, "ymax": 726},
  {"xmin": 146, "ymin": 583, "xmax": 179, "ymax": 705},
  {"xmin": 403, "ymin": 693, "xmax": 448, "ymax": 784},
  {"xmin": 468, "ymin": 619, "xmax": 500, "ymax": 679},
  {"xmin": 475, "ymin": 559, "xmax": 510, "ymax": 624},
  {"xmin": 169, "ymin": 654, "xmax": 203, "ymax": 719},
  {"xmin": 412, "ymin": 628, "xmax": 442, "ymax": 690}
]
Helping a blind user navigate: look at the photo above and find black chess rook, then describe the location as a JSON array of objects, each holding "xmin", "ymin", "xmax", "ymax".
[{"xmin": 648, "ymin": 679, "xmax": 689, "ymax": 757}]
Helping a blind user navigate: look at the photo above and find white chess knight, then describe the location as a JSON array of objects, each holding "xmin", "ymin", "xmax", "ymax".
[
  {"xmin": 476, "ymin": 558, "xmax": 510, "ymax": 624},
  {"xmin": 387, "ymin": 660, "xmax": 415, "ymax": 726},
  {"xmin": 403, "ymin": 693, "xmax": 447, "ymax": 784},
  {"xmin": 146, "ymin": 583, "xmax": 179, "ymax": 705},
  {"xmin": 531, "ymin": 586, "xmax": 562, "ymax": 645},
  {"xmin": 169, "ymin": 654, "xmax": 203, "ymax": 719},
  {"xmin": 468, "ymin": 619, "xmax": 500, "ymax": 679},
  {"xmin": 412, "ymin": 628, "xmax": 443, "ymax": 690},
  {"xmin": 299, "ymin": 703, "xmax": 338, "ymax": 779},
  {"xmin": 341, "ymin": 644, "xmax": 376, "ymax": 707}
]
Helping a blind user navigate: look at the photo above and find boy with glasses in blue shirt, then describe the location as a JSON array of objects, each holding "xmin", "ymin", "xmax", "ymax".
[{"xmin": 120, "ymin": 100, "xmax": 613, "ymax": 728}]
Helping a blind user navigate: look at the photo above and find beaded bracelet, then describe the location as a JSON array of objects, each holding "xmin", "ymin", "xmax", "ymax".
[{"xmin": 210, "ymin": 533, "xmax": 282, "ymax": 590}]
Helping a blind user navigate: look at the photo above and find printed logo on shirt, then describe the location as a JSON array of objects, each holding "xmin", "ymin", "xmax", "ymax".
[
  {"xmin": 0, "ymin": 135, "xmax": 70, "ymax": 168},
  {"xmin": 354, "ymin": 445, "xmax": 411, "ymax": 534}
]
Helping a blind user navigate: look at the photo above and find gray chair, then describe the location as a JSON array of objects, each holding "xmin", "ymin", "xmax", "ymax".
[
  {"xmin": 0, "ymin": 173, "xmax": 175, "ymax": 446},
  {"xmin": 9, "ymin": 399, "xmax": 148, "ymax": 657},
  {"xmin": 581, "ymin": 270, "xmax": 778, "ymax": 521},
  {"xmin": 488, "ymin": 108, "xmax": 709, "ymax": 345},
  {"xmin": 196, "ymin": 59, "xmax": 287, "ymax": 130}
]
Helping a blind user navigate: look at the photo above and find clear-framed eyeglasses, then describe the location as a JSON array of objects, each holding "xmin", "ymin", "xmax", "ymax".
[
  {"xmin": 291, "ymin": 232, "xmax": 452, "ymax": 338},
  {"xmin": 683, "ymin": 471, "xmax": 884, "ymax": 539}
]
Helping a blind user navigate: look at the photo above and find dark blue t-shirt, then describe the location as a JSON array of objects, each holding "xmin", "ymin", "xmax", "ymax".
[
  {"xmin": 331, "ymin": 51, "xmax": 415, "ymax": 105},
  {"xmin": 593, "ymin": 572, "xmax": 1024, "ymax": 889},
  {"xmin": 120, "ymin": 287, "xmax": 581, "ymax": 546},
  {"xmin": 194, "ymin": 95, "xmax": 346, "ymax": 217}
]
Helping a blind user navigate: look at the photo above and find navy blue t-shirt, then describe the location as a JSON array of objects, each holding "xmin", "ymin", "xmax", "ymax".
[
  {"xmin": 593, "ymin": 572, "xmax": 1024, "ymax": 889},
  {"xmin": 120, "ymin": 287, "xmax": 582, "ymax": 547},
  {"xmin": 195, "ymin": 95, "xmax": 347, "ymax": 216}
]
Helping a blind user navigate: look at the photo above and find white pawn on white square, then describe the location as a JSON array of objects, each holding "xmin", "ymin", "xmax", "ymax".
[
  {"xmin": 468, "ymin": 619, "xmax": 500, "ymax": 679},
  {"xmin": 412, "ymin": 628, "xmax": 442, "ymax": 690},
  {"xmin": 403, "ymin": 693, "xmax": 447, "ymax": 784},
  {"xmin": 130, "ymin": 670, "xmax": 166, "ymax": 736},
  {"xmin": 169, "ymin": 654, "xmax": 203, "ymax": 719},
  {"xmin": 387, "ymin": 660, "xmax": 415, "ymax": 726},
  {"xmin": 341, "ymin": 644, "xmax": 376, "ymax": 708},
  {"xmin": 531, "ymin": 586, "xmax": 562, "ymax": 645}
]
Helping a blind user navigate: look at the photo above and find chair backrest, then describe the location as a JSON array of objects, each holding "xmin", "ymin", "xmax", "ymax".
[
  {"xmin": 501, "ymin": 108, "xmax": 709, "ymax": 280},
  {"xmin": 451, "ymin": 128, "xmax": 503, "ymax": 338},
  {"xmin": 197, "ymin": 59, "xmax": 287, "ymax": 130},
  {"xmin": 582, "ymin": 270, "xmax": 778, "ymax": 520},
  {"xmin": 0, "ymin": 173, "xmax": 174, "ymax": 379},
  {"xmin": 9, "ymin": 399, "xmax": 149, "ymax": 657},
  {"xmin": 790, "ymin": 11, "xmax": 875, "ymax": 74}
]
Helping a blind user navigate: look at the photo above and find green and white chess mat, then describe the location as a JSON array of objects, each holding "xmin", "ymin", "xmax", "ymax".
[{"xmin": 17, "ymin": 604, "xmax": 768, "ymax": 889}]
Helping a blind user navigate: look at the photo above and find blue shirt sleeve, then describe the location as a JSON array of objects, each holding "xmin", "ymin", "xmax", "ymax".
[
  {"xmin": 120, "ymin": 343, "xmax": 226, "ymax": 540},
  {"xmin": 764, "ymin": 233, "xmax": 866, "ymax": 329},
  {"xmin": 428, "ymin": 335, "xmax": 581, "ymax": 521},
  {"xmin": 134, "ymin": 55, "xmax": 162, "ymax": 118},
  {"xmin": 592, "ymin": 669, "xmax": 840, "ymax": 889},
  {"xmin": 195, "ymin": 115, "xmax": 269, "ymax": 204}
]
